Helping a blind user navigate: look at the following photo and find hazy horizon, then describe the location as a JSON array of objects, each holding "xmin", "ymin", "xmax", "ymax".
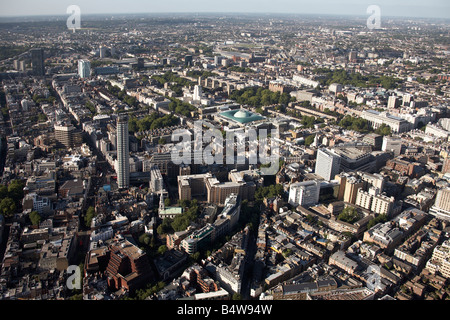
[{"xmin": 0, "ymin": 0, "xmax": 449, "ymax": 19}]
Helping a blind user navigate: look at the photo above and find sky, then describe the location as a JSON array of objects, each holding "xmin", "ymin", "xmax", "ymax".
[{"xmin": 0, "ymin": 0, "xmax": 449, "ymax": 19}]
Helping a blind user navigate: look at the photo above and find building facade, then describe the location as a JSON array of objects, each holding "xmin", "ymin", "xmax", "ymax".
[
  {"xmin": 78, "ymin": 59, "xmax": 91, "ymax": 79},
  {"xmin": 288, "ymin": 180, "xmax": 320, "ymax": 207},
  {"xmin": 116, "ymin": 115, "xmax": 130, "ymax": 189},
  {"xmin": 315, "ymin": 148, "xmax": 341, "ymax": 181}
]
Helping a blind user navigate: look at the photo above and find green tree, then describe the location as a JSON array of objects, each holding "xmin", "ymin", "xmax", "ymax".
[
  {"xmin": 254, "ymin": 184, "xmax": 284, "ymax": 202},
  {"xmin": 139, "ymin": 233, "xmax": 151, "ymax": 246},
  {"xmin": 0, "ymin": 197, "xmax": 16, "ymax": 217},
  {"xmin": 157, "ymin": 245, "xmax": 168, "ymax": 255},
  {"xmin": 178, "ymin": 199, "xmax": 191, "ymax": 208},
  {"xmin": 164, "ymin": 198, "xmax": 171, "ymax": 207},
  {"xmin": 191, "ymin": 252, "xmax": 201, "ymax": 262},
  {"xmin": 232, "ymin": 293, "xmax": 243, "ymax": 300},
  {"xmin": 0, "ymin": 185, "xmax": 8, "ymax": 199},
  {"xmin": 128, "ymin": 116, "xmax": 138, "ymax": 133},
  {"xmin": 84, "ymin": 206, "xmax": 96, "ymax": 228},
  {"xmin": 282, "ymin": 248, "xmax": 293, "ymax": 258},
  {"xmin": 7, "ymin": 180, "xmax": 24, "ymax": 205},
  {"xmin": 305, "ymin": 135, "xmax": 315, "ymax": 147},
  {"xmin": 29, "ymin": 211, "xmax": 42, "ymax": 226},
  {"xmin": 367, "ymin": 214, "xmax": 387, "ymax": 229},
  {"xmin": 338, "ymin": 116, "xmax": 370, "ymax": 133},
  {"xmin": 337, "ymin": 206, "xmax": 359, "ymax": 224},
  {"xmin": 375, "ymin": 124, "xmax": 392, "ymax": 136},
  {"xmin": 157, "ymin": 218, "xmax": 174, "ymax": 235}
]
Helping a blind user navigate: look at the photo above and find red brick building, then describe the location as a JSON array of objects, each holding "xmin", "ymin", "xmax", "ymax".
[{"xmin": 106, "ymin": 238, "xmax": 153, "ymax": 293}]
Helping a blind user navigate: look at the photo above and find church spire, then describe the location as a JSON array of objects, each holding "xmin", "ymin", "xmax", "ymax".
[{"xmin": 159, "ymin": 191, "xmax": 165, "ymax": 213}]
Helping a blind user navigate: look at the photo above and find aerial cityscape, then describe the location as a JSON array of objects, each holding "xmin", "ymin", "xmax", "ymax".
[{"xmin": 0, "ymin": 1, "xmax": 449, "ymax": 307}]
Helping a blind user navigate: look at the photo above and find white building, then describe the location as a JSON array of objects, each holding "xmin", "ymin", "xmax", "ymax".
[
  {"xmin": 288, "ymin": 180, "xmax": 320, "ymax": 207},
  {"xmin": 99, "ymin": 46, "xmax": 107, "ymax": 58},
  {"xmin": 361, "ymin": 110, "xmax": 411, "ymax": 133},
  {"xmin": 425, "ymin": 124, "xmax": 449, "ymax": 140},
  {"xmin": 429, "ymin": 188, "xmax": 450, "ymax": 221},
  {"xmin": 387, "ymin": 95, "xmax": 400, "ymax": 109},
  {"xmin": 315, "ymin": 148, "xmax": 341, "ymax": 181},
  {"xmin": 426, "ymin": 240, "xmax": 450, "ymax": 278},
  {"xmin": 356, "ymin": 188, "xmax": 395, "ymax": 216},
  {"xmin": 116, "ymin": 115, "xmax": 130, "ymax": 189},
  {"xmin": 440, "ymin": 118, "xmax": 450, "ymax": 132},
  {"xmin": 90, "ymin": 226, "xmax": 114, "ymax": 242},
  {"xmin": 24, "ymin": 192, "xmax": 51, "ymax": 214},
  {"xmin": 382, "ymin": 136, "xmax": 402, "ymax": 156},
  {"xmin": 292, "ymin": 74, "xmax": 319, "ymax": 88},
  {"xmin": 150, "ymin": 166, "xmax": 164, "ymax": 193},
  {"xmin": 329, "ymin": 83, "xmax": 342, "ymax": 94},
  {"xmin": 78, "ymin": 59, "xmax": 91, "ymax": 79}
]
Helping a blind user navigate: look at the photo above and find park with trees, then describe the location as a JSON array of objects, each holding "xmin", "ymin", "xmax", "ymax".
[{"xmin": 0, "ymin": 180, "xmax": 25, "ymax": 219}]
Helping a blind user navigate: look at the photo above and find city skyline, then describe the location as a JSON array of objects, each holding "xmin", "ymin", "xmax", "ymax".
[
  {"xmin": 0, "ymin": 0, "xmax": 449, "ymax": 19},
  {"xmin": 0, "ymin": 3, "xmax": 449, "ymax": 304}
]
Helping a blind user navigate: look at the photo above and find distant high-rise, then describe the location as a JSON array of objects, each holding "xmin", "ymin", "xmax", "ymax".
[
  {"xmin": 137, "ymin": 57, "xmax": 145, "ymax": 69},
  {"xmin": 99, "ymin": 46, "xmax": 107, "ymax": 58},
  {"xmin": 348, "ymin": 51, "xmax": 357, "ymax": 63},
  {"xmin": 30, "ymin": 48, "xmax": 45, "ymax": 76},
  {"xmin": 315, "ymin": 148, "xmax": 341, "ymax": 181},
  {"xmin": 387, "ymin": 95, "xmax": 400, "ymax": 109},
  {"xmin": 193, "ymin": 85, "xmax": 203, "ymax": 102},
  {"xmin": 184, "ymin": 55, "xmax": 193, "ymax": 67},
  {"xmin": 78, "ymin": 60, "xmax": 91, "ymax": 79},
  {"xmin": 116, "ymin": 115, "xmax": 130, "ymax": 189},
  {"xmin": 443, "ymin": 157, "xmax": 450, "ymax": 174}
]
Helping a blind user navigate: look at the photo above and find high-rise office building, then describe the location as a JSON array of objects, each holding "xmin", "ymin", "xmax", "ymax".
[
  {"xmin": 387, "ymin": 95, "xmax": 400, "ymax": 109},
  {"xmin": 78, "ymin": 59, "xmax": 91, "ymax": 79},
  {"xmin": 402, "ymin": 94, "xmax": 413, "ymax": 107},
  {"xmin": 54, "ymin": 123, "xmax": 82, "ymax": 149},
  {"xmin": 315, "ymin": 148, "xmax": 341, "ymax": 181},
  {"xmin": 185, "ymin": 55, "xmax": 193, "ymax": 67},
  {"xmin": 343, "ymin": 176, "xmax": 364, "ymax": 204},
  {"xmin": 348, "ymin": 51, "xmax": 357, "ymax": 63},
  {"xmin": 430, "ymin": 188, "xmax": 450, "ymax": 221},
  {"xmin": 442, "ymin": 157, "xmax": 450, "ymax": 174},
  {"xmin": 288, "ymin": 180, "xmax": 320, "ymax": 207},
  {"xmin": 116, "ymin": 115, "xmax": 130, "ymax": 189},
  {"xmin": 193, "ymin": 85, "xmax": 203, "ymax": 102},
  {"xmin": 99, "ymin": 46, "xmax": 107, "ymax": 58},
  {"xmin": 214, "ymin": 56, "xmax": 222, "ymax": 65},
  {"xmin": 137, "ymin": 57, "xmax": 145, "ymax": 69},
  {"xmin": 382, "ymin": 136, "xmax": 402, "ymax": 156},
  {"xmin": 30, "ymin": 48, "xmax": 45, "ymax": 76},
  {"xmin": 150, "ymin": 166, "xmax": 164, "ymax": 193},
  {"xmin": 362, "ymin": 133, "xmax": 383, "ymax": 151}
]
